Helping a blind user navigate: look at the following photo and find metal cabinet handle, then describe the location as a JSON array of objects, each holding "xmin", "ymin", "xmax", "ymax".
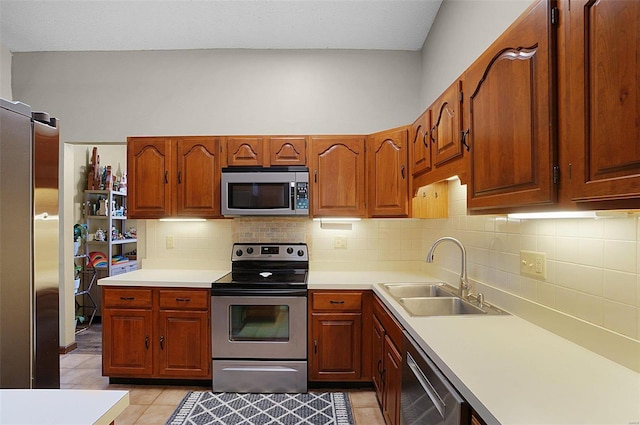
[
  {"xmin": 461, "ymin": 129, "xmax": 470, "ymax": 151},
  {"xmin": 329, "ymin": 300, "xmax": 345, "ymax": 304},
  {"xmin": 160, "ymin": 335, "xmax": 165, "ymax": 350},
  {"xmin": 314, "ymin": 170, "xmax": 318, "ymax": 183},
  {"xmin": 145, "ymin": 335, "xmax": 149, "ymax": 349},
  {"xmin": 177, "ymin": 171, "xmax": 182, "ymax": 184},
  {"xmin": 401, "ymin": 164, "xmax": 406, "ymax": 179},
  {"xmin": 120, "ymin": 296, "xmax": 134, "ymax": 301},
  {"xmin": 430, "ymin": 125, "xmax": 437, "ymax": 144},
  {"xmin": 175, "ymin": 298, "xmax": 191, "ymax": 302},
  {"xmin": 377, "ymin": 359, "xmax": 383, "ymax": 375},
  {"xmin": 422, "ymin": 130, "xmax": 429, "ymax": 148},
  {"xmin": 164, "ymin": 171, "xmax": 169, "ymax": 184},
  {"xmin": 314, "ymin": 340, "xmax": 318, "ymax": 354}
]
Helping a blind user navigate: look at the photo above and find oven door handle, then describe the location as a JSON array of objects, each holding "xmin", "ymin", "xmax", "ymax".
[
  {"xmin": 211, "ymin": 288, "xmax": 307, "ymax": 296},
  {"xmin": 406, "ymin": 351, "xmax": 446, "ymax": 419},
  {"xmin": 222, "ymin": 366, "xmax": 300, "ymax": 373}
]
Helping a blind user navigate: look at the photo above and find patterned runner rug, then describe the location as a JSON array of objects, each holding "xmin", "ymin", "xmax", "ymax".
[{"xmin": 165, "ymin": 391, "xmax": 354, "ymax": 425}]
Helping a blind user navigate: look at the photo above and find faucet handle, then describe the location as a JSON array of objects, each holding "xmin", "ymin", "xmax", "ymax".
[{"xmin": 467, "ymin": 292, "xmax": 485, "ymax": 308}]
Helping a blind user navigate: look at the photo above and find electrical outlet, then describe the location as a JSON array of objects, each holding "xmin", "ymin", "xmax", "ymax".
[
  {"xmin": 520, "ymin": 250, "xmax": 546, "ymax": 280},
  {"xmin": 334, "ymin": 236, "xmax": 347, "ymax": 249},
  {"xmin": 166, "ymin": 235, "xmax": 175, "ymax": 249}
]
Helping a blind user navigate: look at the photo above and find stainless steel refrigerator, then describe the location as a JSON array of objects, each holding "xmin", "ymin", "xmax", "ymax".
[{"xmin": 0, "ymin": 98, "xmax": 60, "ymax": 389}]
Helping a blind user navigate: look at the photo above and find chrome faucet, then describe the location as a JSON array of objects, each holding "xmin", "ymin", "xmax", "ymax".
[{"xmin": 426, "ymin": 236, "xmax": 470, "ymax": 298}]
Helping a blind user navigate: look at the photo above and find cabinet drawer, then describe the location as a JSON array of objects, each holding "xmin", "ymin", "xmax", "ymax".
[
  {"xmin": 103, "ymin": 287, "xmax": 152, "ymax": 308},
  {"xmin": 312, "ymin": 291, "xmax": 362, "ymax": 311},
  {"xmin": 159, "ymin": 289, "xmax": 209, "ymax": 310}
]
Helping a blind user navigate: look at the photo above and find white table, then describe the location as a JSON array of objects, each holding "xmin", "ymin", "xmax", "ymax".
[{"xmin": 0, "ymin": 390, "xmax": 129, "ymax": 425}]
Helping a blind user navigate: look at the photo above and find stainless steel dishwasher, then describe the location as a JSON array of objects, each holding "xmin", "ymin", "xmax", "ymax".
[{"xmin": 401, "ymin": 332, "xmax": 470, "ymax": 425}]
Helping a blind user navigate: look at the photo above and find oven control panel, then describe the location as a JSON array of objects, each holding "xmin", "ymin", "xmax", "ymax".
[{"xmin": 232, "ymin": 243, "xmax": 308, "ymax": 261}]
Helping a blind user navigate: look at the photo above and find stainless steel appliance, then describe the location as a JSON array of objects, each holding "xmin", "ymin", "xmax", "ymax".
[
  {"xmin": 221, "ymin": 166, "xmax": 309, "ymax": 216},
  {"xmin": 0, "ymin": 98, "xmax": 60, "ymax": 389},
  {"xmin": 212, "ymin": 243, "xmax": 308, "ymax": 393},
  {"xmin": 401, "ymin": 332, "xmax": 469, "ymax": 425}
]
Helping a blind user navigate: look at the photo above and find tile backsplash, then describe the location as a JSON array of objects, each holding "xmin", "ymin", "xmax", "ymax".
[{"xmin": 143, "ymin": 179, "xmax": 640, "ymax": 343}]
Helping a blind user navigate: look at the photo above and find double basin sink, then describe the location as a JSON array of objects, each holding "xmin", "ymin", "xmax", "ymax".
[{"xmin": 380, "ymin": 282, "xmax": 508, "ymax": 317}]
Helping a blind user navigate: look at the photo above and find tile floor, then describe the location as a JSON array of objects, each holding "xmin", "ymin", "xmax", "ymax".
[{"xmin": 60, "ymin": 352, "xmax": 385, "ymax": 424}]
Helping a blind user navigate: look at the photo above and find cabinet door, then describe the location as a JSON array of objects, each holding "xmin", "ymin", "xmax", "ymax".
[
  {"xmin": 372, "ymin": 315, "xmax": 385, "ymax": 404},
  {"xmin": 309, "ymin": 313, "xmax": 362, "ymax": 381},
  {"xmin": 410, "ymin": 110, "xmax": 432, "ymax": 177},
  {"xmin": 176, "ymin": 137, "xmax": 221, "ymax": 218},
  {"xmin": 156, "ymin": 310, "xmax": 211, "ymax": 378},
  {"xmin": 382, "ymin": 336, "xmax": 402, "ymax": 425},
  {"xmin": 310, "ymin": 136, "xmax": 367, "ymax": 217},
  {"xmin": 102, "ymin": 308, "xmax": 153, "ymax": 377},
  {"xmin": 431, "ymin": 80, "xmax": 464, "ymax": 167},
  {"xmin": 127, "ymin": 137, "xmax": 173, "ymax": 218},
  {"xmin": 226, "ymin": 137, "xmax": 265, "ymax": 166},
  {"xmin": 269, "ymin": 136, "xmax": 306, "ymax": 166},
  {"xmin": 368, "ymin": 127, "xmax": 409, "ymax": 217},
  {"xmin": 465, "ymin": 0, "xmax": 557, "ymax": 210},
  {"xmin": 566, "ymin": 0, "xmax": 640, "ymax": 202}
]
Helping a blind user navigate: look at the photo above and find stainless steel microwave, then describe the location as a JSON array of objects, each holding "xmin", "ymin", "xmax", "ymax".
[{"xmin": 221, "ymin": 167, "xmax": 309, "ymax": 216}]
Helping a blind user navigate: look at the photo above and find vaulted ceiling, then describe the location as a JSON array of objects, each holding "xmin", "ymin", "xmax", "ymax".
[{"xmin": 0, "ymin": 1, "xmax": 443, "ymax": 52}]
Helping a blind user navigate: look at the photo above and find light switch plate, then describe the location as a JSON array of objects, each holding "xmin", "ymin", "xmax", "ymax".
[
  {"xmin": 520, "ymin": 250, "xmax": 546, "ymax": 280},
  {"xmin": 334, "ymin": 236, "xmax": 347, "ymax": 249},
  {"xmin": 166, "ymin": 235, "xmax": 175, "ymax": 249}
]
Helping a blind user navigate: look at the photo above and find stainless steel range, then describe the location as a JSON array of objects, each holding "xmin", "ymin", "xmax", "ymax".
[{"xmin": 211, "ymin": 243, "xmax": 308, "ymax": 393}]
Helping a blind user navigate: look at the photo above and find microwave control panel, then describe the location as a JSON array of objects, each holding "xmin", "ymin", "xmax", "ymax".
[{"xmin": 295, "ymin": 182, "xmax": 309, "ymax": 211}]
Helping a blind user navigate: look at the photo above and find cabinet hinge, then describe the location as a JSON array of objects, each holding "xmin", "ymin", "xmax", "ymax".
[
  {"xmin": 551, "ymin": 7, "xmax": 559, "ymax": 26},
  {"xmin": 553, "ymin": 165, "xmax": 560, "ymax": 184}
]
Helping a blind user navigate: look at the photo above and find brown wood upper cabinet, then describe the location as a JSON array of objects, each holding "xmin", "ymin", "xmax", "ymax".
[
  {"xmin": 432, "ymin": 79, "xmax": 465, "ymax": 168},
  {"xmin": 368, "ymin": 127, "xmax": 409, "ymax": 217},
  {"xmin": 309, "ymin": 136, "xmax": 367, "ymax": 217},
  {"xmin": 127, "ymin": 136, "xmax": 221, "ymax": 219},
  {"xmin": 564, "ymin": 0, "xmax": 640, "ymax": 203},
  {"xmin": 411, "ymin": 78, "xmax": 467, "ymax": 191},
  {"xmin": 410, "ymin": 109, "xmax": 432, "ymax": 177},
  {"xmin": 269, "ymin": 136, "xmax": 306, "ymax": 166},
  {"xmin": 224, "ymin": 136, "xmax": 306, "ymax": 167},
  {"xmin": 464, "ymin": 0, "xmax": 557, "ymax": 211},
  {"xmin": 225, "ymin": 136, "xmax": 265, "ymax": 167}
]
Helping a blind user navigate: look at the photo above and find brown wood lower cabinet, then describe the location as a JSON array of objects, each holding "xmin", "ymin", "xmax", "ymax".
[
  {"xmin": 102, "ymin": 286, "xmax": 211, "ymax": 380},
  {"xmin": 372, "ymin": 294, "xmax": 404, "ymax": 425},
  {"xmin": 308, "ymin": 290, "xmax": 372, "ymax": 382}
]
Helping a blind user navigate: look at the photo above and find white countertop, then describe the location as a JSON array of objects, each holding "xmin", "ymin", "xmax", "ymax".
[
  {"xmin": 98, "ymin": 268, "xmax": 229, "ymax": 287},
  {"xmin": 372, "ymin": 284, "xmax": 640, "ymax": 425},
  {"xmin": 97, "ymin": 267, "xmax": 640, "ymax": 424},
  {"xmin": 0, "ymin": 389, "xmax": 129, "ymax": 425},
  {"xmin": 308, "ymin": 270, "xmax": 434, "ymax": 290}
]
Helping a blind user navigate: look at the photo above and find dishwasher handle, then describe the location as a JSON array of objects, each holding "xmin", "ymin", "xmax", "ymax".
[{"xmin": 406, "ymin": 351, "xmax": 446, "ymax": 419}]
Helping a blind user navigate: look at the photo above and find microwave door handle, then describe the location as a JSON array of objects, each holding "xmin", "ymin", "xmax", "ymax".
[{"xmin": 291, "ymin": 182, "xmax": 295, "ymax": 210}]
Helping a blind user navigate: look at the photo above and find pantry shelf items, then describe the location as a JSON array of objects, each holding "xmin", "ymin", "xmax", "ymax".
[{"xmin": 84, "ymin": 190, "xmax": 138, "ymax": 278}]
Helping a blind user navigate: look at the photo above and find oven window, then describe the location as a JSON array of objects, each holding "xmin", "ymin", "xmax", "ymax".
[
  {"xmin": 229, "ymin": 305, "xmax": 290, "ymax": 342},
  {"xmin": 228, "ymin": 183, "xmax": 289, "ymax": 209}
]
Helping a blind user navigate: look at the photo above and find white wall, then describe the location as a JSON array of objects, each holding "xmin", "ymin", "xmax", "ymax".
[
  {"xmin": 11, "ymin": 49, "xmax": 421, "ymax": 142},
  {"xmin": 419, "ymin": 0, "xmax": 531, "ymax": 109},
  {"xmin": 0, "ymin": 43, "xmax": 11, "ymax": 100}
]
